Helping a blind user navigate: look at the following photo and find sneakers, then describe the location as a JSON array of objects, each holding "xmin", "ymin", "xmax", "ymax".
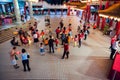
[{"xmin": 14, "ymin": 65, "xmax": 19, "ymax": 69}]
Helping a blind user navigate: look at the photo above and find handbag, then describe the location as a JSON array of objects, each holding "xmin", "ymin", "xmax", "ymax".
[
  {"xmin": 15, "ymin": 55, "xmax": 18, "ymax": 60},
  {"xmin": 27, "ymin": 55, "xmax": 30, "ymax": 58},
  {"xmin": 27, "ymin": 53, "xmax": 30, "ymax": 58}
]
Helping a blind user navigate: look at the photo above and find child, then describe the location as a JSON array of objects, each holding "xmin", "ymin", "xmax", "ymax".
[
  {"xmin": 40, "ymin": 30, "xmax": 45, "ymax": 39},
  {"xmin": 74, "ymin": 35, "xmax": 78, "ymax": 47},
  {"xmin": 44, "ymin": 38, "xmax": 49, "ymax": 46},
  {"xmin": 39, "ymin": 43, "xmax": 45, "ymax": 56},
  {"xmin": 43, "ymin": 38, "xmax": 49, "ymax": 50},
  {"xmin": 27, "ymin": 35, "xmax": 32, "ymax": 46},
  {"xmin": 68, "ymin": 29, "xmax": 72, "ymax": 38},
  {"xmin": 55, "ymin": 38, "xmax": 59, "ymax": 48},
  {"xmin": 67, "ymin": 34, "xmax": 71, "ymax": 44}
]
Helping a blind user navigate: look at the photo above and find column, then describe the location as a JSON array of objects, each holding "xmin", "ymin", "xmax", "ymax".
[
  {"xmin": 61, "ymin": 9, "xmax": 63, "ymax": 15},
  {"xmin": 28, "ymin": 1, "xmax": 33, "ymax": 18},
  {"xmin": 13, "ymin": 0, "xmax": 21, "ymax": 23},
  {"xmin": 9, "ymin": 3, "xmax": 12, "ymax": 13},
  {"xmin": 2, "ymin": 4, "xmax": 6, "ymax": 13}
]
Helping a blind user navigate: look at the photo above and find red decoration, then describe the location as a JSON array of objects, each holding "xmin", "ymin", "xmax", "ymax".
[
  {"xmin": 99, "ymin": 0, "xmax": 102, "ymax": 10},
  {"xmin": 97, "ymin": 15, "xmax": 100, "ymax": 28},
  {"xmin": 116, "ymin": 21, "xmax": 120, "ymax": 36},
  {"xmin": 105, "ymin": 1, "xmax": 110, "ymax": 9},
  {"xmin": 48, "ymin": 9, "xmax": 50, "ymax": 15},
  {"xmin": 109, "ymin": 18, "xmax": 114, "ymax": 27},
  {"xmin": 113, "ymin": 53, "xmax": 120, "ymax": 72},
  {"xmin": 94, "ymin": 13, "xmax": 97, "ymax": 21},
  {"xmin": 101, "ymin": 17, "xmax": 105, "ymax": 30},
  {"xmin": 67, "ymin": 7, "xmax": 70, "ymax": 16}
]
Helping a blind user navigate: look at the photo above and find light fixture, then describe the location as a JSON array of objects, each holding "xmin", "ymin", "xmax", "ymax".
[{"xmin": 28, "ymin": 0, "xmax": 38, "ymax": 2}]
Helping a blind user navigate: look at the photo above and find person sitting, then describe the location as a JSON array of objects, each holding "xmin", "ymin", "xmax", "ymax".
[{"xmin": 10, "ymin": 37, "xmax": 20, "ymax": 46}]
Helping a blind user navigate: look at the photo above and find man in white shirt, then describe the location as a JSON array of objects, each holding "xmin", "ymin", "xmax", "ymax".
[{"xmin": 110, "ymin": 39, "xmax": 119, "ymax": 60}]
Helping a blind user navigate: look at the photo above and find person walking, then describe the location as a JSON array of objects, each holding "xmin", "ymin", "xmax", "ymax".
[
  {"xmin": 48, "ymin": 36, "xmax": 54, "ymax": 53},
  {"xmin": 110, "ymin": 39, "xmax": 119, "ymax": 59},
  {"xmin": 84, "ymin": 29, "xmax": 89, "ymax": 40},
  {"xmin": 21, "ymin": 48, "xmax": 31, "ymax": 72},
  {"xmin": 55, "ymin": 38, "xmax": 59, "ymax": 48},
  {"xmin": 78, "ymin": 32, "xmax": 84, "ymax": 48},
  {"xmin": 9, "ymin": 46, "xmax": 19, "ymax": 69},
  {"xmin": 61, "ymin": 41, "xmax": 70, "ymax": 59},
  {"xmin": 55, "ymin": 27, "xmax": 61, "ymax": 39},
  {"xmin": 33, "ymin": 32, "xmax": 39, "ymax": 46},
  {"xmin": 73, "ymin": 35, "xmax": 78, "ymax": 47},
  {"xmin": 61, "ymin": 33, "xmax": 66, "ymax": 45},
  {"xmin": 59, "ymin": 20, "xmax": 64, "ymax": 30}
]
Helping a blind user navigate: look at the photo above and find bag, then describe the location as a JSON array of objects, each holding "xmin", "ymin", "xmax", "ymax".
[
  {"xmin": 27, "ymin": 55, "xmax": 30, "ymax": 58},
  {"xmin": 15, "ymin": 55, "xmax": 18, "ymax": 60}
]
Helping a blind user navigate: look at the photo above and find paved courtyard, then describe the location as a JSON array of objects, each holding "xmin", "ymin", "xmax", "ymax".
[{"xmin": 0, "ymin": 15, "xmax": 112, "ymax": 80}]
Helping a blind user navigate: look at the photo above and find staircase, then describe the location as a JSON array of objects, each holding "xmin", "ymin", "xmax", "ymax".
[
  {"xmin": 0, "ymin": 27, "xmax": 16, "ymax": 44},
  {"xmin": 0, "ymin": 18, "xmax": 36, "ymax": 44}
]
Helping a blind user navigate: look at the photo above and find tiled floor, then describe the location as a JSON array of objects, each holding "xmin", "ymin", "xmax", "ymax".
[{"xmin": 0, "ymin": 15, "xmax": 112, "ymax": 80}]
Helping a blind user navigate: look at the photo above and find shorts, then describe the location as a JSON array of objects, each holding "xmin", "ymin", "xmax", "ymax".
[{"xmin": 40, "ymin": 49, "xmax": 45, "ymax": 53}]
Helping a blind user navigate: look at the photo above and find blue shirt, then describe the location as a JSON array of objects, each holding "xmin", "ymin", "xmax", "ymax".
[{"xmin": 21, "ymin": 53, "xmax": 28, "ymax": 60}]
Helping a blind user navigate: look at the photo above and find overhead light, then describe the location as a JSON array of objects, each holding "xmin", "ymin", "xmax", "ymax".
[
  {"xmin": 99, "ymin": 14, "xmax": 120, "ymax": 21},
  {"xmin": 28, "ymin": 0, "xmax": 38, "ymax": 2}
]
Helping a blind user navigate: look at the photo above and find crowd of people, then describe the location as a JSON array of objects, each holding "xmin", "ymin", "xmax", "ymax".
[
  {"xmin": 9, "ymin": 16, "xmax": 120, "ymax": 72},
  {"xmin": 9, "ymin": 17, "xmax": 93, "ymax": 72}
]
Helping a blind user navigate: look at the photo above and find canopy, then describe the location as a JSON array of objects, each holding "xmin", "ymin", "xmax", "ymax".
[{"xmin": 98, "ymin": 3, "xmax": 120, "ymax": 18}]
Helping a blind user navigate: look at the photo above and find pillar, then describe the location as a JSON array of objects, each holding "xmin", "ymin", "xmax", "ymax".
[
  {"xmin": 28, "ymin": 1, "xmax": 33, "ymax": 18},
  {"xmin": 67, "ymin": 7, "xmax": 70, "ymax": 16},
  {"xmin": 55, "ymin": 9, "xmax": 57, "ymax": 15},
  {"xmin": 2, "ymin": 4, "xmax": 6, "ymax": 13},
  {"xmin": 9, "ymin": 3, "xmax": 12, "ymax": 13},
  {"xmin": 48, "ymin": 9, "xmax": 50, "ymax": 15},
  {"xmin": 13, "ymin": 0, "xmax": 21, "ymax": 23}
]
